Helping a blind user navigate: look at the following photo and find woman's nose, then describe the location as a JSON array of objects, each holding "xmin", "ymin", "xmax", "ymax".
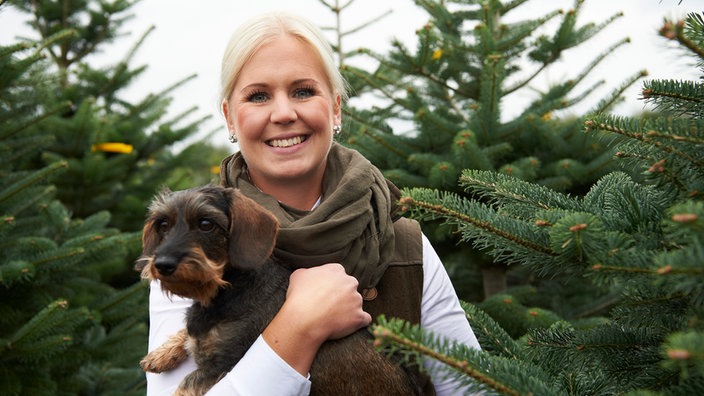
[{"xmin": 270, "ymin": 95, "xmax": 297, "ymax": 124}]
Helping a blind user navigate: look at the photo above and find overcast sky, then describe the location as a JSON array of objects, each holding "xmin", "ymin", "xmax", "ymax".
[{"xmin": 1, "ymin": 0, "xmax": 700, "ymax": 146}]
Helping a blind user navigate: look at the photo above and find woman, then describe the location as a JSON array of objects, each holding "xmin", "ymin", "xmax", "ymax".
[{"xmin": 147, "ymin": 11, "xmax": 481, "ymax": 395}]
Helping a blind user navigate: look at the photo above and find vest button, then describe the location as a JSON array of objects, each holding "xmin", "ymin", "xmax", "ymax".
[{"xmin": 361, "ymin": 287, "xmax": 378, "ymax": 301}]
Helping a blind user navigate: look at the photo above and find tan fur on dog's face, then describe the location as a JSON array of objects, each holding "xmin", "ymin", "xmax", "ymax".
[
  {"xmin": 137, "ymin": 188, "xmax": 231, "ymax": 305},
  {"xmin": 135, "ymin": 186, "xmax": 279, "ymax": 306}
]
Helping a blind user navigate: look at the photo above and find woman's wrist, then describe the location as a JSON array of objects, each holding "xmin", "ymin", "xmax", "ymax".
[{"xmin": 262, "ymin": 300, "xmax": 325, "ymax": 376}]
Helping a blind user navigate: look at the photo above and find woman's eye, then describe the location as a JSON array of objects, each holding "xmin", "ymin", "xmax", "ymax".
[
  {"xmin": 247, "ymin": 91, "xmax": 268, "ymax": 103},
  {"xmin": 199, "ymin": 219, "xmax": 215, "ymax": 232},
  {"xmin": 293, "ymin": 87, "xmax": 314, "ymax": 99}
]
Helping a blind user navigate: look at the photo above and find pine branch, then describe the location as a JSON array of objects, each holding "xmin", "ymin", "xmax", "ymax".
[
  {"xmin": 5, "ymin": 300, "xmax": 82, "ymax": 352},
  {"xmin": 661, "ymin": 330, "xmax": 704, "ymax": 379},
  {"xmin": 374, "ymin": 324, "xmax": 516, "ymax": 394},
  {"xmin": 342, "ymin": 61, "xmax": 416, "ymax": 108},
  {"xmin": 643, "ymin": 128, "xmax": 703, "ymax": 145},
  {"xmin": 459, "ymin": 169, "xmax": 582, "ymax": 213},
  {"xmin": 344, "ymin": 114, "xmax": 409, "ymax": 159},
  {"xmin": 400, "ymin": 189, "xmax": 555, "ymax": 257},
  {"xmin": 660, "ymin": 15, "xmax": 704, "ymax": 59},
  {"xmin": 584, "ymin": 118, "xmax": 703, "ymax": 168},
  {"xmin": 572, "ymin": 38, "xmax": 631, "ymax": 93},
  {"xmin": 0, "ymin": 161, "xmax": 67, "ymax": 204},
  {"xmin": 590, "ymin": 263, "xmax": 703, "ymax": 275},
  {"xmin": 373, "ymin": 316, "xmax": 558, "ymax": 395},
  {"xmin": 95, "ymin": 281, "xmax": 147, "ymax": 324},
  {"xmin": 591, "ymin": 70, "xmax": 648, "ymax": 114},
  {"xmin": 0, "ymin": 101, "xmax": 72, "ymax": 140},
  {"xmin": 462, "ymin": 301, "xmax": 524, "ymax": 360},
  {"xmin": 641, "ymin": 79, "xmax": 704, "ymax": 118}
]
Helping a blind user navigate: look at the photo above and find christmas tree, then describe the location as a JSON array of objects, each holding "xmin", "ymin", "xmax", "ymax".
[
  {"xmin": 341, "ymin": 0, "xmax": 645, "ymax": 300},
  {"xmin": 1, "ymin": 0, "xmax": 231, "ymax": 394},
  {"xmin": 0, "ymin": 30, "xmax": 147, "ymax": 396},
  {"xmin": 7, "ymin": 0, "xmax": 227, "ymax": 234},
  {"xmin": 374, "ymin": 10, "xmax": 704, "ymax": 395}
]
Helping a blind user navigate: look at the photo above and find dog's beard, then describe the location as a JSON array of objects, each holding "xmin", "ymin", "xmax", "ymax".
[{"xmin": 141, "ymin": 246, "xmax": 229, "ymax": 306}]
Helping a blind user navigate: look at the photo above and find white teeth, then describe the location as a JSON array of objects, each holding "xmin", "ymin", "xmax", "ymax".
[{"xmin": 269, "ymin": 136, "xmax": 304, "ymax": 148}]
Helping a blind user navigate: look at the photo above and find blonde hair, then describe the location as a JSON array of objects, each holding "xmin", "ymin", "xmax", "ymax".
[{"xmin": 219, "ymin": 11, "xmax": 348, "ymax": 107}]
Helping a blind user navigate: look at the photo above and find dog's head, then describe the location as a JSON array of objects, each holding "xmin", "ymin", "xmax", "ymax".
[{"xmin": 135, "ymin": 185, "xmax": 279, "ymax": 305}]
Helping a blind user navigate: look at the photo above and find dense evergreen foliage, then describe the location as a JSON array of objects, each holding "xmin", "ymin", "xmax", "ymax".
[
  {"xmin": 7, "ymin": 0, "xmax": 225, "ymax": 233},
  {"xmin": 339, "ymin": 0, "xmax": 644, "ymax": 300},
  {"xmin": 1, "ymin": 1, "xmax": 226, "ymax": 394},
  {"xmin": 0, "ymin": 29, "xmax": 146, "ymax": 396},
  {"xmin": 374, "ymin": 10, "xmax": 704, "ymax": 395}
]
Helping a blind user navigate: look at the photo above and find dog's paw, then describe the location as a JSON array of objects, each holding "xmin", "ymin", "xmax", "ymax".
[
  {"xmin": 141, "ymin": 329, "xmax": 190, "ymax": 373},
  {"xmin": 140, "ymin": 350, "xmax": 186, "ymax": 373}
]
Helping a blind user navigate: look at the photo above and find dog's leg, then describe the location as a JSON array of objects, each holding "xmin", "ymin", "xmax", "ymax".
[
  {"xmin": 140, "ymin": 328, "xmax": 189, "ymax": 373},
  {"xmin": 174, "ymin": 369, "xmax": 224, "ymax": 396}
]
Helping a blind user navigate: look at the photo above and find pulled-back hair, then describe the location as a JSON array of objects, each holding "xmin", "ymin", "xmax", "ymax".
[{"xmin": 219, "ymin": 11, "xmax": 348, "ymax": 107}]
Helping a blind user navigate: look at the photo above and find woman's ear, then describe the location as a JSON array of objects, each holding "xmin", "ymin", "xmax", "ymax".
[
  {"xmin": 333, "ymin": 94, "xmax": 342, "ymax": 124},
  {"xmin": 222, "ymin": 99, "xmax": 233, "ymax": 129}
]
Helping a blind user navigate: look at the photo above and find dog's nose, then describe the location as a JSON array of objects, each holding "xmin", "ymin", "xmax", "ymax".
[{"xmin": 154, "ymin": 256, "xmax": 178, "ymax": 276}]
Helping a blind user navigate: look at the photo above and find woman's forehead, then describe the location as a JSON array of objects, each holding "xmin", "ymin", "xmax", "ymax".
[{"xmin": 236, "ymin": 36, "xmax": 332, "ymax": 91}]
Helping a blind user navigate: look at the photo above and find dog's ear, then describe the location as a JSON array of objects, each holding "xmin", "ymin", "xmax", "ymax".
[
  {"xmin": 134, "ymin": 189, "xmax": 171, "ymax": 272},
  {"xmin": 141, "ymin": 215, "xmax": 160, "ymax": 255},
  {"xmin": 227, "ymin": 188, "xmax": 279, "ymax": 270},
  {"xmin": 134, "ymin": 217, "xmax": 159, "ymax": 272}
]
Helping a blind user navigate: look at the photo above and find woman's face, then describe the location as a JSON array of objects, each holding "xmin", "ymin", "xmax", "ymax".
[{"xmin": 223, "ymin": 34, "xmax": 341, "ymax": 192}]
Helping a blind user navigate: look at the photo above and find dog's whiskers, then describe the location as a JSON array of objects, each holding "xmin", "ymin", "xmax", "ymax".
[{"xmin": 141, "ymin": 248, "xmax": 229, "ymax": 306}]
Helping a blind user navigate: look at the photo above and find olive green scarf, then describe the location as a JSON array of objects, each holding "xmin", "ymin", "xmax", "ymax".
[{"xmin": 219, "ymin": 142, "xmax": 401, "ymax": 289}]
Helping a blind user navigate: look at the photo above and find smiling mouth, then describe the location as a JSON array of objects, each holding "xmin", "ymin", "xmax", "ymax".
[{"xmin": 267, "ymin": 135, "xmax": 308, "ymax": 148}]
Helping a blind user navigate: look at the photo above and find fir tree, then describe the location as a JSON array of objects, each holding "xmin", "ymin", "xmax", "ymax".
[
  {"xmin": 341, "ymin": 0, "xmax": 645, "ymax": 299},
  {"xmin": 0, "ymin": 29, "xmax": 147, "ymax": 396},
  {"xmin": 4, "ymin": 0, "xmax": 231, "ymax": 298},
  {"xmin": 7, "ymin": 0, "xmax": 226, "ymax": 234},
  {"xmin": 1, "ymin": 0, "xmax": 232, "ymax": 393},
  {"xmin": 374, "ymin": 10, "xmax": 704, "ymax": 395}
]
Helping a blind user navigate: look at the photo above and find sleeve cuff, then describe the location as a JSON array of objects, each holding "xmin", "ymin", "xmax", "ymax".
[{"xmin": 206, "ymin": 335, "xmax": 311, "ymax": 395}]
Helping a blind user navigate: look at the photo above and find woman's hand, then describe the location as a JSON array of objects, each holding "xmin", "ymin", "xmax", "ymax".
[
  {"xmin": 262, "ymin": 263, "xmax": 371, "ymax": 376},
  {"xmin": 287, "ymin": 263, "xmax": 372, "ymax": 340}
]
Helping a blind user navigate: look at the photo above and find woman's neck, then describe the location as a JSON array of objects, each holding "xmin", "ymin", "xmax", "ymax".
[{"xmin": 248, "ymin": 172, "xmax": 323, "ymax": 211}]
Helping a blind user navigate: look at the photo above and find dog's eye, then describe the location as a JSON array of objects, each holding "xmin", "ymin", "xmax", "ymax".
[
  {"xmin": 157, "ymin": 219, "xmax": 170, "ymax": 234},
  {"xmin": 199, "ymin": 219, "xmax": 215, "ymax": 232}
]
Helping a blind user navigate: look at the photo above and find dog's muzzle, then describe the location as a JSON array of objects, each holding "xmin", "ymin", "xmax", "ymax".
[{"xmin": 154, "ymin": 256, "xmax": 178, "ymax": 276}]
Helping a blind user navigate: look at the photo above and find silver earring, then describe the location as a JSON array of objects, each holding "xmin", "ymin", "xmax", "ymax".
[
  {"xmin": 228, "ymin": 134, "xmax": 238, "ymax": 143},
  {"xmin": 333, "ymin": 125, "xmax": 341, "ymax": 135}
]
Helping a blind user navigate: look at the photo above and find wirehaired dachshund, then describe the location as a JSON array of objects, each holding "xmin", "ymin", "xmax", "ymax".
[{"xmin": 136, "ymin": 185, "xmax": 422, "ymax": 395}]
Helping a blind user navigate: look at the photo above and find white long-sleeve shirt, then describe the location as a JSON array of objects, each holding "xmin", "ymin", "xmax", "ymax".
[{"xmin": 146, "ymin": 234, "xmax": 481, "ymax": 395}]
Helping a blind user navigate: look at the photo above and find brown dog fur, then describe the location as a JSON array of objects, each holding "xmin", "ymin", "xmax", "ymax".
[{"xmin": 136, "ymin": 185, "xmax": 422, "ymax": 396}]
